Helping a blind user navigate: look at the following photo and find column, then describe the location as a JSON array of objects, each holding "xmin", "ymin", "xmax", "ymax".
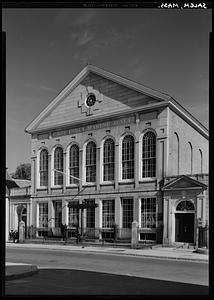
[
  {"xmin": 62, "ymin": 199, "xmax": 68, "ymax": 225},
  {"xmin": 163, "ymin": 197, "xmax": 169, "ymax": 245},
  {"xmin": 134, "ymin": 141, "xmax": 139, "ymax": 189},
  {"xmin": 96, "ymin": 147, "xmax": 100, "ymax": 191},
  {"xmin": 115, "ymin": 144, "xmax": 119, "ymax": 190},
  {"xmin": 48, "ymin": 154, "xmax": 52, "ymax": 194},
  {"xmin": 133, "ymin": 195, "xmax": 140, "ymax": 223},
  {"xmin": 95, "ymin": 199, "xmax": 102, "ymax": 239},
  {"xmin": 63, "ymin": 151, "xmax": 66, "ymax": 193},
  {"xmin": 48, "ymin": 200, "xmax": 55, "ymax": 228},
  {"xmin": 115, "ymin": 196, "xmax": 122, "ymax": 229},
  {"xmin": 31, "ymin": 156, "xmax": 37, "ymax": 195},
  {"xmin": 79, "ymin": 149, "xmax": 83, "ymax": 191}
]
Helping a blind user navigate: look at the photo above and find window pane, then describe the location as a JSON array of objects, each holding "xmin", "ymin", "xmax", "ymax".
[
  {"xmin": 38, "ymin": 203, "xmax": 48, "ymax": 227},
  {"xmin": 122, "ymin": 135, "xmax": 134, "ymax": 179},
  {"xmin": 85, "ymin": 199, "xmax": 95, "ymax": 228},
  {"xmin": 54, "ymin": 201, "xmax": 62, "ymax": 228},
  {"xmin": 40, "ymin": 150, "xmax": 48, "ymax": 186},
  {"xmin": 68, "ymin": 201, "xmax": 79, "ymax": 227},
  {"xmin": 54, "ymin": 147, "xmax": 63, "ymax": 185},
  {"xmin": 142, "ymin": 132, "xmax": 156, "ymax": 178},
  {"xmin": 103, "ymin": 139, "xmax": 115, "ymax": 181},
  {"xmin": 102, "ymin": 200, "xmax": 115, "ymax": 228},
  {"xmin": 69, "ymin": 145, "xmax": 79, "ymax": 184},
  {"xmin": 86, "ymin": 142, "xmax": 96, "ymax": 182},
  {"xmin": 122, "ymin": 198, "xmax": 133, "ymax": 228},
  {"xmin": 141, "ymin": 198, "xmax": 156, "ymax": 228}
]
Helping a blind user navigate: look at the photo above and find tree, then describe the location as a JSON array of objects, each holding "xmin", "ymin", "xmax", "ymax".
[{"xmin": 12, "ymin": 163, "xmax": 31, "ymax": 180}]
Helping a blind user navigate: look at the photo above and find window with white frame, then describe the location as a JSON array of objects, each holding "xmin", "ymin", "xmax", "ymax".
[
  {"xmin": 86, "ymin": 141, "xmax": 96, "ymax": 183},
  {"xmin": 142, "ymin": 131, "xmax": 156, "ymax": 178},
  {"xmin": 103, "ymin": 138, "xmax": 115, "ymax": 181},
  {"xmin": 54, "ymin": 147, "xmax": 63, "ymax": 185},
  {"xmin": 40, "ymin": 149, "xmax": 48, "ymax": 186},
  {"xmin": 69, "ymin": 144, "xmax": 79, "ymax": 184},
  {"xmin": 38, "ymin": 202, "xmax": 48, "ymax": 228},
  {"xmin": 68, "ymin": 201, "xmax": 79, "ymax": 227},
  {"xmin": 141, "ymin": 198, "xmax": 156, "ymax": 228},
  {"xmin": 122, "ymin": 135, "xmax": 134, "ymax": 180},
  {"xmin": 121, "ymin": 198, "xmax": 133, "ymax": 228},
  {"xmin": 102, "ymin": 200, "xmax": 115, "ymax": 228}
]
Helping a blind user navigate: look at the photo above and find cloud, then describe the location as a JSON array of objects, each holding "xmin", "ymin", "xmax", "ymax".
[
  {"xmin": 23, "ymin": 83, "xmax": 56, "ymax": 92},
  {"xmin": 70, "ymin": 30, "xmax": 94, "ymax": 47},
  {"xmin": 73, "ymin": 10, "xmax": 97, "ymax": 26}
]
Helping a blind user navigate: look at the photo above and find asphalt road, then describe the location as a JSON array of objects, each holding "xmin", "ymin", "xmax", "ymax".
[
  {"xmin": 5, "ymin": 247, "xmax": 209, "ymax": 286},
  {"xmin": 5, "ymin": 269, "xmax": 209, "ymax": 295}
]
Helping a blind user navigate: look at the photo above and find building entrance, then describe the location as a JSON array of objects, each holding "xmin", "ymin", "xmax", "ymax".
[{"xmin": 175, "ymin": 213, "xmax": 194, "ymax": 243}]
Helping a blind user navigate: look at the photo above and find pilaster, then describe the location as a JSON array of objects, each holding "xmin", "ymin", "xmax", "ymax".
[{"xmin": 115, "ymin": 144, "xmax": 119, "ymax": 190}]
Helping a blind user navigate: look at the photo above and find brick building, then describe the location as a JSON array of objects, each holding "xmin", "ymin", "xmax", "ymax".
[{"xmin": 24, "ymin": 65, "xmax": 209, "ymax": 245}]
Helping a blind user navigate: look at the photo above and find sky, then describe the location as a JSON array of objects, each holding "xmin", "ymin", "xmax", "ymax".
[{"xmin": 3, "ymin": 6, "xmax": 212, "ymax": 173}]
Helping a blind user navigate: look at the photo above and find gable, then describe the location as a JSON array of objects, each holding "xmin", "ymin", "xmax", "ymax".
[
  {"xmin": 35, "ymin": 73, "xmax": 163, "ymax": 131},
  {"xmin": 162, "ymin": 175, "xmax": 207, "ymax": 191}
]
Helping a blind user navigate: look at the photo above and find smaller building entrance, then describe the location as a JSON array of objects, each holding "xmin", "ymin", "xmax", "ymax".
[{"xmin": 175, "ymin": 213, "xmax": 194, "ymax": 243}]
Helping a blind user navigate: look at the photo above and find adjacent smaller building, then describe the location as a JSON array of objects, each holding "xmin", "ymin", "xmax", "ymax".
[{"xmin": 6, "ymin": 176, "xmax": 31, "ymax": 241}]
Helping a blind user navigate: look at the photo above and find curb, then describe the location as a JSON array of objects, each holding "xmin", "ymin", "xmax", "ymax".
[
  {"xmin": 6, "ymin": 265, "xmax": 39, "ymax": 281},
  {"xmin": 6, "ymin": 243, "xmax": 208, "ymax": 263}
]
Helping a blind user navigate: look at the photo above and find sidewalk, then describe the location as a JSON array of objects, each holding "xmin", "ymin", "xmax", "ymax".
[{"xmin": 6, "ymin": 242, "xmax": 208, "ymax": 280}]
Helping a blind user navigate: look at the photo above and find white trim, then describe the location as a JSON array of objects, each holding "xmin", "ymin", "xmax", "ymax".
[{"xmin": 36, "ymin": 147, "xmax": 49, "ymax": 189}]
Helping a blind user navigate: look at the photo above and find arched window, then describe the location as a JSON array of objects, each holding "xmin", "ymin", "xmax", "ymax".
[
  {"xmin": 188, "ymin": 142, "xmax": 193, "ymax": 174},
  {"xmin": 69, "ymin": 145, "xmax": 79, "ymax": 184},
  {"xmin": 199, "ymin": 149, "xmax": 203, "ymax": 173},
  {"xmin": 86, "ymin": 141, "xmax": 96, "ymax": 182},
  {"xmin": 54, "ymin": 147, "xmax": 63, "ymax": 185},
  {"xmin": 103, "ymin": 138, "xmax": 115, "ymax": 181},
  {"xmin": 176, "ymin": 201, "xmax": 195, "ymax": 211},
  {"xmin": 142, "ymin": 131, "xmax": 156, "ymax": 178},
  {"xmin": 122, "ymin": 135, "xmax": 135, "ymax": 180},
  {"xmin": 40, "ymin": 149, "xmax": 48, "ymax": 186}
]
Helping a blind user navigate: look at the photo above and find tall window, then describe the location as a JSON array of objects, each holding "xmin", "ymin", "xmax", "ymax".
[
  {"xmin": 141, "ymin": 198, "xmax": 156, "ymax": 228},
  {"xmin": 54, "ymin": 147, "xmax": 63, "ymax": 185},
  {"xmin": 69, "ymin": 145, "xmax": 79, "ymax": 184},
  {"xmin": 86, "ymin": 199, "xmax": 95, "ymax": 228},
  {"xmin": 188, "ymin": 142, "xmax": 193, "ymax": 174},
  {"xmin": 40, "ymin": 149, "xmax": 48, "ymax": 186},
  {"xmin": 122, "ymin": 135, "xmax": 134, "ymax": 179},
  {"xmin": 199, "ymin": 149, "xmax": 203, "ymax": 173},
  {"xmin": 102, "ymin": 200, "xmax": 115, "ymax": 228},
  {"xmin": 68, "ymin": 201, "xmax": 79, "ymax": 227},
  {"xmin": 142, "ymin": 131, "xmax": 156, "ymax": 178},
  {"xmin": 54, "ymin": 201, "xmax": 62, "ymax": 228},
  {"xmin": 86, "ymin": 141, "xmax": 96, "ymax": 182},
  {"xmin": 174, "ymin": 132, "xmax": 179, "ymax": 175},
  {"xmin": 38, "ymin": 203, "xmax": 48, "ymax": 228},
  {"xmin": 121, "ymin": 198, "xmax": 133, "ymax": 228},
  {"xmin": 103, "ymin": 138, "xmax": 115, "ymax": 181}
]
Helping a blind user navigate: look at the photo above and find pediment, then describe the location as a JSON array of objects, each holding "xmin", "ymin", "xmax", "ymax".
[
  {"xmin": 162, "ymin": 175, "xmax": 207, "ymax": 191},
  {"xmin": 25, "ymin": 65, "xmax": 171, "ymax": 133}
]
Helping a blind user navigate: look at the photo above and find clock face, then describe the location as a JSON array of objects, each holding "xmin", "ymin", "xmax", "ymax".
[{"xmin": 85, "ymin": 93, "xmax": 96, "ymax": 108}]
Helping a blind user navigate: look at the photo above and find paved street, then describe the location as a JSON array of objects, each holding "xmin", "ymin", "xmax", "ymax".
[
  {"xmin": 6, "ymin": 246, "xmax": 209, "ymax": 287},
  {"xmin": 5, "ymin": 268, "xmax": 209, "ymax": 295}
]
